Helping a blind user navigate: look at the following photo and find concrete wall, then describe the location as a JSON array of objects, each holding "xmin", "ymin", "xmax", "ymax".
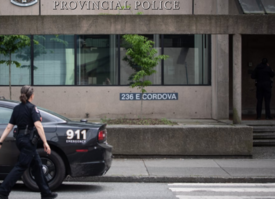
[
  {"xmin": 229, "ymin": 0, "xmax": 243, "ymax": 15},
  {"xmin": 0, "ymin": 86, "xmax": 212, "ymax": 119},
  {"xmin": 108, "ymin": 125, "xmax": 253, "ymax": 156},
  {"xmin": 194, "ymin": 0, "xmax": 230, "ymax": 15}
]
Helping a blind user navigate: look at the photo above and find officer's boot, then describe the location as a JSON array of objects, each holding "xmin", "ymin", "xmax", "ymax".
[{"xmin": 41, "ymin": 192, "xmax": 58, "ymax": 199}]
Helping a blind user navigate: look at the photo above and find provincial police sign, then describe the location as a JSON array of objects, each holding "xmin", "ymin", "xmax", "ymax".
[
  {"xmin": 53, "ymin": 1, "xmax": 180, "ymax": 11},
  {"xmin": 11, "ymin": 0, "xmax": 38, "ymax": 7},
  {"xmin": 120, "ymin": 93, "xmax": 178, "ymax": 101}
]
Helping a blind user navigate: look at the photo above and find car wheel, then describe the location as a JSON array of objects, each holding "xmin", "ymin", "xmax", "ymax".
[{"xmin": 22, "ymin": 148, "xmax": 66, "ymax": 191}]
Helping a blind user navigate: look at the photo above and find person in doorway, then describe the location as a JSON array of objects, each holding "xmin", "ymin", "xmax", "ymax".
[
  {"xmin": 251, "ymin": 58, "xmax": 275, "ymax": 119},
  {"xmin": 0, "ymin": 86, "xmax": 58, "ymax": 199}
]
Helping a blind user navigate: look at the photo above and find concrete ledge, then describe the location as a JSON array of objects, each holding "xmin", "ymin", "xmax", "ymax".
[
  {"xmin": 107, "ymin": 125, "xmax": 253, "ymax": 156},
  {"xmin": 65, "ymin": 176, "xmax": 275, "ymax": 183},
  {"xmin": 1, "ymin": 15, "xmax": 275, "ymax": 35}
]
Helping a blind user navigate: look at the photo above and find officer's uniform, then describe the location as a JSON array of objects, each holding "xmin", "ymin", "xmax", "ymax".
[
  {"xmin": 251, "ymin": 63, "xmax": 275, "ymax": 118},
  {"xmin": 0, "ymin": 101, "xmax": 51, "ymax": 197}
]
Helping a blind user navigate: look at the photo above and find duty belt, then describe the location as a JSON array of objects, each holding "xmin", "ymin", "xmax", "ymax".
[{"xmin": 18, "ymin": 129, "xmax": 31, "ymax": 135}]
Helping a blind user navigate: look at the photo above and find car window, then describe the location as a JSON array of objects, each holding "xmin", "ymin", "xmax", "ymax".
[
  {"xmin": 39, "ymin": 110, "xmax": 66, "ymax": 123},
  {"xmin": 37, "ymin": 107, "xmax": 70, "ymax": 122},
  {"xmin": 0, "ymin": 107, "xmax": 13, "ymax": 124}
]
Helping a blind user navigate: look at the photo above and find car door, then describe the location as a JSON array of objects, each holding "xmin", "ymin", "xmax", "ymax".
[{"xmin": 0, "ymin": 106, "xmax": 19, "ymax": 167}]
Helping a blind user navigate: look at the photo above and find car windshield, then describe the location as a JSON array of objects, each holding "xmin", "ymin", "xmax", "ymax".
[{"xmin": 37, "ymin": 106, "xmax": 71, "ymax": 122}]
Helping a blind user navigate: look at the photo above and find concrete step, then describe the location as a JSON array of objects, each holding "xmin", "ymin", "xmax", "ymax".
[
  {"xmin": 253, "ymin": 133, "xmax": 275, "ymax": 139},
  {"xmin": 252, "ymin": 126, "xmax": 275, "ymax": 146},
  {"xmin": 243, "ymin": 121, "xmax": 275, "ymax": 126},
  {"xmin": 252, "ymin": 126, "xmax": 275, "ymax": 132},
  {"xmin": 254, "ymin": 140, "xmax": 275, "ymax": 146}
]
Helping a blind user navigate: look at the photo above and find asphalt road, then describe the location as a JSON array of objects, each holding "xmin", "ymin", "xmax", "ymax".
[{"xmin": 7, "ymin": 182, "xmax": 275, "ymax": 199}]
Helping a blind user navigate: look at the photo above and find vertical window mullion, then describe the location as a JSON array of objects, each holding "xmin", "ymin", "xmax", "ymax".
[
  {"xmin": 118, "ymin": 35, "xmax": 121, "ymax": 86},
  {"xmin": 202, "ymin": 35, "xmax": 204, "ymax": 84},
  {"xmin": 31, "ymin": 35, "xmax": 34, "ymax": 86},
  {"xmin": 74, "ymin": 35, "xmax": 77, "ymax": 86},
  {"xmin": 161, "ymin": 34, "xmax": 164, "ymax": 86},
  {"xmin": 209, "ymin": 35, "xmax": 212, "ymax": 85}
]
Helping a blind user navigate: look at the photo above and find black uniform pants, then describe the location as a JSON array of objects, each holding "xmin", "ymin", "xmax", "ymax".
[
  {"xmin": 256, "ymin": 84, "xmax": 272, "ymax": 118},
  {"xmin": 0, "ymin": 134, "xmax": 51, "ymax": 197}
]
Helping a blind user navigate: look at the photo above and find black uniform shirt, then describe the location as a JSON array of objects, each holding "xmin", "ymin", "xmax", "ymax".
[
  {"xmin": 251, "ymin": 63, "xmax": 275, "ymax": 85},
  {"xmin": 9, "ymin": 101, "xmax": 41, "ymax": 130}
]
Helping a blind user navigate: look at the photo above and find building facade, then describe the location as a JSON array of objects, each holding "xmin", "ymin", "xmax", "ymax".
[{"xmin": 0, "ymin": 0, "xmax": 275, "ymax": 121}]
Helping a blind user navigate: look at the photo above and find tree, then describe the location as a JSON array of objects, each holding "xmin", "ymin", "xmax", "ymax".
[
  {"xmin": 123, "ymin": 34, "xmax": 168, "ymax": 117},
  {"xmin": 0, "ymin": 35, "xmax": 36, "ymax": 100}
]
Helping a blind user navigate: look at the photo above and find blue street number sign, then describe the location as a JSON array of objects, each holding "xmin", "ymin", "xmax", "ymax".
[{"xmin": 120, "ymin": 93, "xmax": 178, "ymax": 101}]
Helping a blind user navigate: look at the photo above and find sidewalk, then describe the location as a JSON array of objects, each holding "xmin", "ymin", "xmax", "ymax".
[
  {"xmin": 66, "ymin": 157, "xmax": 275, "ymax": 183},
  {"xmin": 66, "ymin": 118, "xmax": 275, "ymax": 183}
]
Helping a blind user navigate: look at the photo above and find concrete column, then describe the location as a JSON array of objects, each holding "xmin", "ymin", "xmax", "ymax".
[
  {"xmin": 212, "ymin": 35, "xmax": 229, "ymax": 119},
  {"xmin": 211, "ymin": 0, "xmax": 230, "ymax": 120},
  {"xmin": 233, "ymin": 34, "xmax": 242, "ymax": 124}
]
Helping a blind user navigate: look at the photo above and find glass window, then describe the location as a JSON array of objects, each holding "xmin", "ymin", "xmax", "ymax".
[
  {"xmin": 33, "ymin": 35, "xmax": 75, "ymax": 85},
  {"xmin": 261, "ymin": 0, "xmax": 275, "ymax": 13},
  {"xmin": 164, "ymin": 35, "xmax": 211, "ymax": 85},
  {"xmin": 0, "ymin": 107, "xmax": 13, "ymax": 124},
  {"xmin": 77, "ymin": 35, "xmax": 118, "ymax": 85},
  {"xmin": 120, "ymin": 34, "xmax": 161, "ymax": 85},
  {"xmin": 0, "ymin": 36, "xmax": 31, "ymax": 85},
  {"xmin": 238, "ymin": 0, "xmax": 265, "ymax": 14}
]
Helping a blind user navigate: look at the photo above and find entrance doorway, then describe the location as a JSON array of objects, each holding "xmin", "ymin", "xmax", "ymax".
[{"xmin": 230, "ymin": 35, "xmax": 275, "ymax": 120}]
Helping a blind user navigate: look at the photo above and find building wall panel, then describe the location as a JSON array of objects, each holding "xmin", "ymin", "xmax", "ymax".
[{"xmin": 0, "ymin": 86, "xmax": 212, "ymax": 119}]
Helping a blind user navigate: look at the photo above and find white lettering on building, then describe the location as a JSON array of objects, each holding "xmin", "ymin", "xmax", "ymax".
[
  {"xmin": 120, "ymin": 93, "xmax": 178, "ymax": 101},
  {"xmin": 101, "ymin": 1, "xmax": 109, "ymax": 10},
  {"xmin": 53, "ymin": 1, "xmax": 180, "ymax": 10},
  {"xmin": 69, "ymin": 1, "xmax": 78, "ymax": 10},
  {"xmin": 79, "ymin": 1, "xmax": 86, "ymax": 9}
]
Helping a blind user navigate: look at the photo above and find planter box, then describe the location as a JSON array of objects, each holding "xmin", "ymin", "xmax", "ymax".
[{"xmin": 107, "ymin": 125, "xmax": 253, "ymax": 156}]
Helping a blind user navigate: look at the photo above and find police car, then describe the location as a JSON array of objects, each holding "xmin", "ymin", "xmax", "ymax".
[{"xmin": 0, "ymin": 99, "xmax": 112, "ymax": 190}]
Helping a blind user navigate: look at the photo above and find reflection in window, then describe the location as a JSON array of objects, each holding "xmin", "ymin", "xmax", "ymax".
[
  {"xmin": 164, "ymin": 35, "xmax": 211, "ymax": 85},
  {"xmin": 238, "ymin": 0, "xmax": 265, "ymax": 14},
  {"xmin": 120, "ymin": 35, "xmax": 161, "ymax": 85},
  {"xmin": 261, "ymin": 0, "xmax": 275, "ymax": 13},
  {"xmin": 0, "ymin": 107, "xmax": 13, "ymax": 124},
  {"xmin": 33, "ymin": 35, "xmax": 75, "ymax": 85},
  {"xmin": 77, "ymin": 35, "xmax": 118, "ymax": 85},
  {"xmin": 0, "ymin": 36, "xmax": 31, "ymax": 85}
]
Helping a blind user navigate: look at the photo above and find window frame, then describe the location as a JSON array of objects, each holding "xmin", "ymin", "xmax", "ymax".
[{"xmin": 0, "ymin": 34, "xmax": 212, "ymax": 87}]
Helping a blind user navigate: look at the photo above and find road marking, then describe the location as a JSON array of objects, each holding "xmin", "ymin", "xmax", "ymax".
[
  {"xmin": 176, "ymin": 196, "xmax": 275, "ymax": 199},
  {"xmin": 168, "ymin": 183, "xmax": 275, "ymax": 199},
  {"xmin": 169, "ymin": 187, "xmax": 275, "ymax": 193},
  {"xmin": 168, "ymin": 183, "xmax": 275, "ymax": 187}
]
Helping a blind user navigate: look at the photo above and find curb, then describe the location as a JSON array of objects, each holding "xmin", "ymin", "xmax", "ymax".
[{"xmin": 65, "ymin": 176, "xmax": 275, "ymax": 183}]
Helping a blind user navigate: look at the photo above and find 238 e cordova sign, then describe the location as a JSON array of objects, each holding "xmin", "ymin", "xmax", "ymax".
[{"xmin": 53, "ymin": 1, "xmax": 181, "ymax": 10}]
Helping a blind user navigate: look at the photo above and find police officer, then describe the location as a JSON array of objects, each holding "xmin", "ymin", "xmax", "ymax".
[
  {"xmin": 251, "ymin": 58, "xmax": 275, "ymax": 119},
  {"xmin": 0, "ymin": 86, "xmax": 58, "ymax": 199}
]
